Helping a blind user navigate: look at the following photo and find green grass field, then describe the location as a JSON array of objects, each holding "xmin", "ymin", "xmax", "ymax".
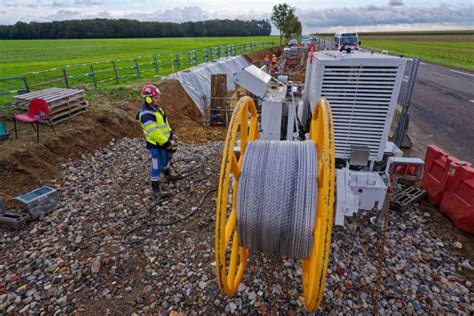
[
  {"xmin": 362, "ymin": 40, "xmax": 474, "ymax": 71},
  {"xmin": 0, "ymin": 36, "xmax": 275, "ymax": 77},
  {"xmin": 0, "ymin": 36, "xmax": 275, "ymax": 105}
]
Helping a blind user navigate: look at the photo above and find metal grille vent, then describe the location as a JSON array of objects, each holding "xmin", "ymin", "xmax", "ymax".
[{"xmin": 320, "ymin": 65, "xmax": 401, "ymax": 161}]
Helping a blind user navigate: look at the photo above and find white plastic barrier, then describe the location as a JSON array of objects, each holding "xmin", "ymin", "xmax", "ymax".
[{"xmin": 168, "ymin": 56, "xmax": 249, "ymax": 113}]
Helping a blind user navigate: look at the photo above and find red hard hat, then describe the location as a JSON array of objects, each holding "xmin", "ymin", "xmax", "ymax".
[{"xmin": 141, "ymin": 84, "xmax": 160, "ymax": 97}]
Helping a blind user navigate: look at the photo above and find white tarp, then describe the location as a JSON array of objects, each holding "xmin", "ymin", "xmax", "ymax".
[{"xmin": 168, "ymin": 56, "xmax": 249, "ymax": 113}]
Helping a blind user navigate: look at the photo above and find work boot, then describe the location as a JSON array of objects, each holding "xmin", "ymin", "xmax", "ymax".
[
  {"xmin": 151, "ymin": 181, "xmax": 169, "ymax": 198},
  {"xmin": 163, "ymin": 169, "xmax": 180, "ymax": 182}
]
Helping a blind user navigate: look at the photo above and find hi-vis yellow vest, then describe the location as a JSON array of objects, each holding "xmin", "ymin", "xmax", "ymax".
[{"xmin": 139, "ymin": 106, "xmax": 172, "ymax": 146}]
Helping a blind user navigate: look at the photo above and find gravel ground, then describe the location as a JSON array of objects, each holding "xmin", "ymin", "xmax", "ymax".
[{"xmin": 1, "ymin": 138, "xmax": 473, "ymax": 314}]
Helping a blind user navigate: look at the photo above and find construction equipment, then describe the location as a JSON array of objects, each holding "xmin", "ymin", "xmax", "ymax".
[
  {"xmin": 215, "ymin": 96, "xmax": 334, "ymax": 312},
  {"xmin": 15, "ymin": 186, "xmax": 60, "ymax": 220},
  {"xmin": 215, "ymin": 48, "xmax": 421, "ymax": 312}
]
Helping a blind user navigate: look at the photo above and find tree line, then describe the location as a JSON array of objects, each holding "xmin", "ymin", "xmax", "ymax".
[{"xmin": 0, "ymin": 19, "xmax": 272, "ymax": 39}]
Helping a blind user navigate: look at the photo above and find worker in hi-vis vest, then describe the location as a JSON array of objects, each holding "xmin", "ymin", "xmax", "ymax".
[
  {"xmin": 137, "ymin": 84, "xmax": 179, "ymax": 197},
  {"xmin": 263, "ymin": 55, "xmax": 270, "ymax": 67}
]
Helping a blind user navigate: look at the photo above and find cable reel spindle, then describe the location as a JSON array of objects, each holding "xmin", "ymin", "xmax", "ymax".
[{"xmin": 215, "ymin": 96, "xmax": 335, "ymax": 312}]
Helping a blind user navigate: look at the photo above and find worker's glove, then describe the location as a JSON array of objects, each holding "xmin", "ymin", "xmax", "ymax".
[{"xmin": 167, "ymin": 139, "xmax": 178, "ymax": 155}]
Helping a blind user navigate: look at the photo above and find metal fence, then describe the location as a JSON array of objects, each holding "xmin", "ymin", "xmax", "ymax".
[{"xmin": 0, "ymin": 41, "xmax": 274, "ymax": 107}]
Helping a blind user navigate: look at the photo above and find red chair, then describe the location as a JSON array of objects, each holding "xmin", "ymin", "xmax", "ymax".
[{"xmin": 14, "ymin": 98, "xmax": 56, "ymax": 142}]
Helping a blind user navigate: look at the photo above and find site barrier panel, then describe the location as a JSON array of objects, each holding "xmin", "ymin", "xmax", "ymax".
[
  {"xmin": 440, "ymin": 164, "xmax": 474, "ymax": 234},
  {"xmin": 421, "ymin": 145, "xmax": 471, "ymax": 206}
]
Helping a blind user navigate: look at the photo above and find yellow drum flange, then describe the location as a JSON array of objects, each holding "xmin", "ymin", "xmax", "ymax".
[{"xmin": 215, "ymin": 97, "xmax": 335, "ymax": 312}]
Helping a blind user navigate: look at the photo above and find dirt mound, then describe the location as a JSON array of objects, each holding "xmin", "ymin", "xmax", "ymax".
[
  {"xmin": 0, "ymin": 79, "xmax": 225, "ymax": 205},
  {"xmin": 157, "ymin": 80, "xmax": 226, "ymax": 143}
]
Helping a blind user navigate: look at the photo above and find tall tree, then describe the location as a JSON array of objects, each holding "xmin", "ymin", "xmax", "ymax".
[
  {"xmin": 282, "ymin": 13, "xmax": 302, "ymax": 39},
  {"xmin": 271, "ymin": 3, "xmax": 294, "ymax": 44}
]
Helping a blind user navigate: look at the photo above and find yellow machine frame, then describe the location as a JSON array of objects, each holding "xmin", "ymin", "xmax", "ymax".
[{"xmin": 215, "ymin": 96, "xmax": 335, "ymax": 312}]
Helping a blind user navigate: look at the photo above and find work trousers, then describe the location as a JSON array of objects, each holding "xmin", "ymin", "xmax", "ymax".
[{"xmin": 149, "ymin": 147, "xmax": 169, "ymax": 182}]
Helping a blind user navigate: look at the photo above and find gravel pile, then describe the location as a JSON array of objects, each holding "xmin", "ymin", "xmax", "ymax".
[{"xmin": 1, "ymin": 138, "xmax": 473, "ymax": 314}]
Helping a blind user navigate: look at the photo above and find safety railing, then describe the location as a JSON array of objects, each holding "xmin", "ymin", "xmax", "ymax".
[{"xmin": 0, "ymin": 40, "xmax": 275, "ymax": 106}]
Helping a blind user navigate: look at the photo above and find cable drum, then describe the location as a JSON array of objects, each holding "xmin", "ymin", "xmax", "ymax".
[{"xmin": 236, "ymin": 140, "xmax": 318, "ymax": 259}]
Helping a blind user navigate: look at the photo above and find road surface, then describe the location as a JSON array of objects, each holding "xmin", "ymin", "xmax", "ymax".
[{"xmin": 407, "ymin": 62, "xmax": 474, "ymax": 163}]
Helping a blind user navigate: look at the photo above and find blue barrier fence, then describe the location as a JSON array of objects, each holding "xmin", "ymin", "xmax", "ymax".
[{"xmin": 0, "ymin": 41, "xmax": 274, "ymax": 106}]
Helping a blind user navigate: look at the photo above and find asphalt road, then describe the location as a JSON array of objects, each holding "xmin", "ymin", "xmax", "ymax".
[{"xmin": 407, "ymin": 62, "xmax": 474, "ymax": 163}]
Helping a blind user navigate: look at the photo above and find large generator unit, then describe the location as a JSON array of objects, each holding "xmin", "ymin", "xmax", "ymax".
[
  {"xmin": 302, "ymin": 51, "xmax": 407, "ymax": 225},
  {"xmin": 303, "ymin": 51, "xmax": 406, "ymax": 162}
]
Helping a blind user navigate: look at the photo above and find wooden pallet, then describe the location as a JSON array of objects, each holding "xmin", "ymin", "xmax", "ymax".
[
  {"xmin": 14, "ymin": 90, "xmax": 85, "ymax": 110},
  {"xmin": 50, "ymin": 107, "xmax": 88, "ymax": 125},
  {"xmin": 13, "ymin": 88, "xmax": 88, "ymax": 124}
]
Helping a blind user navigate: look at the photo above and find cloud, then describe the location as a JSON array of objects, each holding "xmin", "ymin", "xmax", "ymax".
[
  {"xmin": 0, "ymin": 1, "xmax": 472, "ymax": 34},
  {"xmin": 389, "ymin": 0, "xmax": 404, "ymax": 6},
  {"xmin": 297, "ymin": 3, "xmax": 474, "ymax": 33},
  {"xmin": 45, "ymin": 10, "xmax": 82, "ymax": 20},
  {"xmin": 43, "ymin": 9, "xmax": 111, "ymax": 21},
  {"xmin": 3, "ymin": 3, "xmax": 38, "ymax": 8},
  {"xmin": 74, "ymin": 0, "xmax": 104, "ymax": 5}
]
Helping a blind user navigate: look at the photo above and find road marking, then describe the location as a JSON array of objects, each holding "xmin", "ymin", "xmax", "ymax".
[
  {"xmin": 470, "ymin": 100, "xmax": 474, "ymax": 103},
  {"xmin": 420, "ymin": 62, "xmax": 427, "ymax": 65},
  {"xmin": 450, "ymin": 69, "xmax": 474, "ymax": 77}
]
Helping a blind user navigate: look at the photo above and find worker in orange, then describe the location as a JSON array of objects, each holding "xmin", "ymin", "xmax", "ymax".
[
  {"xmin": 263, "ymin": 55, "xmax": 270, "ymax": 67},
  {"xmin": 137, "ymin": 84, "xmax": 179, "ymax": 197},
  {"xmin": 271, "ymin": 54, "xmax": 278, "ymax": 64}
]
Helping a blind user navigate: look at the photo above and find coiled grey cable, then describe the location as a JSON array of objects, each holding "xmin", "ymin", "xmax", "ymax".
[{"xmin": 236, "ymin": 140, "xmax": 318, "ymax": 259}]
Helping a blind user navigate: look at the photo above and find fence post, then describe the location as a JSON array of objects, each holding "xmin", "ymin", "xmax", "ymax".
[
  {"xmin": 175, "ymin": 53, "xmax": 180, "ymax": 71},
  {"xmin": 112, "ymin": 61, "xmax": 119, "ymax": 83},
  {"xmin": 20, "ymin": 76, "xmax": 29, "ymax": 93},
  {"xmin": 193, "ymin": 50, "xmax": 197, "ymax": 66},
  {"xmin": 63, "ymin": 67, "xmax": 70, "ymax": 89},
  {"xmin": 153, "ymin": 55, "xmax": 159, "ymax": 75},
  {"xmin": 134, "ymin": 59, "xmax": 141, "ymax": 78},
  {"xmin": 90, "ymin": 64, "xmax": 97, "ymax": 88},
  {"xmin": 22, "ymin": 76, "xmax": 30, "ymax": 93},
  {"xmin": 210, "ymin": 47, "xmax": 214, "ymax": 60},
  {"xmin": 217, "ymin": 47, "xmax": 221, "ymax": 59}
]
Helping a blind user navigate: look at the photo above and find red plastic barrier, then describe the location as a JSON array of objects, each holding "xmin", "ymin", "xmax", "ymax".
[
  {"xmin": 440, "ymin": 164, "xmax": 474, "ymax": 234},
  {"xmin": 421, "ymin": 145, "xmax": 459, "ymax": 205}
]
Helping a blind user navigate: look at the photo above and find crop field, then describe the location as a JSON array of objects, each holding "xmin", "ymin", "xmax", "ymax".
[
  {"xmin": 360, "ymin": 32, "xmax": 474, "ymax": 71},
  {"xmin": 314, "ymin": 31, "xmax": 474, "ymax": 71}
]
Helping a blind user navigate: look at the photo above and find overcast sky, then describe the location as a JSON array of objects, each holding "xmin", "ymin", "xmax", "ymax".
[{"xmin": 1, "ymin": 0, "xmax": 473, "ymax": 33}]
